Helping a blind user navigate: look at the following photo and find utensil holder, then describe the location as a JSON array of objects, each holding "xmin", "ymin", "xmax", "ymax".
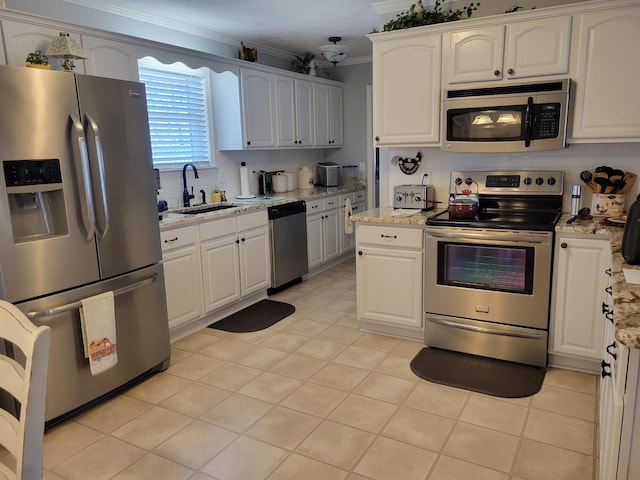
[{"xmin": 591, "ymin": 194, "xmax": 625, "ymax": 217}]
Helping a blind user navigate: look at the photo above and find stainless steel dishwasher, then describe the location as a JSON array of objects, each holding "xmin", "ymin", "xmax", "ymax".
[{"xmin": 268, "ymin": 200, "xmax": 308, "ymax": 292}]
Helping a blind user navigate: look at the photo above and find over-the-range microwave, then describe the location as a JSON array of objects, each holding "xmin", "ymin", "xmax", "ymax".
[{"xmin": 442, "ymin": 79, "xmax": 571, "ymax": 153}]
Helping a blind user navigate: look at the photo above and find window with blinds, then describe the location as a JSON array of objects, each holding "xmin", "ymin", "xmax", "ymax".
[{"xmin": 138, "ymin": 57, "xmax": 213, "ymax": 166}]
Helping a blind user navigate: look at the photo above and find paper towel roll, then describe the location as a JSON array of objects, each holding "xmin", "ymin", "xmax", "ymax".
[{"xmin": 240, "ymin": 166, "xmax": 250, "ymax": 196}]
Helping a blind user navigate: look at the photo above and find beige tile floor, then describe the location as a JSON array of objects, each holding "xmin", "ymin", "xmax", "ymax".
[{"xmin": 40, "ymin": 258, "xmax": 599, "ymax": 480}]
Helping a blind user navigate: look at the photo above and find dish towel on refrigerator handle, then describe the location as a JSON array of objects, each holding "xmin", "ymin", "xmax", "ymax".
[
  {"xmin": 344, "ymin": 198, "xmax": 353, "ymax": 235},
  {"xmin": 80, "ymin": 291, "xmax": 118, "ymax": 375}
]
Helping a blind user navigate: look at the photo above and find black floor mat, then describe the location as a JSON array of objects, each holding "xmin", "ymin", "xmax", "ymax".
[
  {"xmin": 410, "ymin": 347, "xmax": 546, "ymax": 398},
  {"xmin": 208, "ymin": 299, "xmax": 295, "ymax": 333}
]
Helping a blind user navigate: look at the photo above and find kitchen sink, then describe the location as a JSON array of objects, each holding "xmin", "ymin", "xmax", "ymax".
[{"xmin": 173, "ymin": 204, "xmax": 238, "ymax": 215}]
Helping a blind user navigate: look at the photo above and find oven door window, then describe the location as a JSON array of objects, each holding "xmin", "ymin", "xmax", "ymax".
[
  {"xmin": 437, "ymin": 241, "xmax": 534, "ymax": 294},
  {"xmin": 446, "ymin": 106, "xmax": 527, "ymax": 142}
]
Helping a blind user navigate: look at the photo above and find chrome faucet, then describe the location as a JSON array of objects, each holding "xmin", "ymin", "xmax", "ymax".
[{"xmin": 182, "ymin": 163, "xmax": 199, "ymax": 207}]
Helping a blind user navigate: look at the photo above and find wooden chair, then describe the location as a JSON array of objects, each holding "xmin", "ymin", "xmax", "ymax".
[{"xmin": 0, "ymin": 300, "xmax": 51, "ymax": 480}]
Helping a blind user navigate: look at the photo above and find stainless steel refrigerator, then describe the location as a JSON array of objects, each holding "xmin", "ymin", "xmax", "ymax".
[{"xmin": 0, "ymin": 65, "xmax": 170, "ymax": 426}]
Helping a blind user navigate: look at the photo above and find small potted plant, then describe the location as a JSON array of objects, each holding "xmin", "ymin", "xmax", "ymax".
[
  {"xmin": 291, "ymin": 52, "xmax": 315, "ymax": 75},
  {"xmin": 212, "ymin": 187, "xmax": 222, "ymax": 203},
  {"xmin": 25, "ymin": 50, "xmax": 51, "ymax": 69}
]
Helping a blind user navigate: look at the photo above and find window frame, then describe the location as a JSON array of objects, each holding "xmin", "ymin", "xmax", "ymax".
[{"xmin": 137, "ymin": 57, "xmax": 215, "ymax": 169}]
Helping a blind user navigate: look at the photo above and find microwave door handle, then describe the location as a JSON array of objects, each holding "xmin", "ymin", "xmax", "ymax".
[
  {"xmin": 84, "ymin": 113, "xmax": 110, "ymax": 240},
  {"xmin": 69, "ymin": 112, "xmax": 96, "ymax": 241},
  {"xmin": 524, "ymin": 97, "xmax": 533, "ymax": 148}
]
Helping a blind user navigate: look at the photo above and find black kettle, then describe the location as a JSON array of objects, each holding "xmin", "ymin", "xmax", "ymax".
[{"xmin": 622, "ymin": 194, "xmax": 640, "ymax": 264}]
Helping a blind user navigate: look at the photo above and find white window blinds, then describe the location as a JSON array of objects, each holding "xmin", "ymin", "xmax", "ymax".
[{"xmin": 138, "ymin": 58, "xmax": 212, "ymax": 165}]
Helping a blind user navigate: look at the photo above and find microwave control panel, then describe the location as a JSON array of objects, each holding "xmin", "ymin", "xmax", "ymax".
[{"xmin": 532, "ymin": 103, "xmax": 561, "ymax": 139}]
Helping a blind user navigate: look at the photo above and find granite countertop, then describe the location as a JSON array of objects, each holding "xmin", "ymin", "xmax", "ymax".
[
  {"xmin": 160, "ymin": 185, "xmax": 366, "ymax": 229},
  {"xmin": 350, "ymin": 206, "xmax": 434, "ymax": 225},
  {"xmin": 352, "ymin": 208, "xmax": 640, "ymax": 350}
]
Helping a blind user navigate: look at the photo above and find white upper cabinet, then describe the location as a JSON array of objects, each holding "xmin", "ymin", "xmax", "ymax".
[
  {"xmin": 570, "ymin": 3, "xmax": 640, "ymax": 142},
  {"xmin": 444, "ymin": 16, "xmax": 571, "ymax": 84},
  {"xmin": 240, "ymin": 69, "xmax": 277, "ymax": 148},
  {"xmin": 1, "ymin": 21, "xmax": 86, "ymax": 73},
  {"xmin": 81, "ymin": 35, "xmax": 147, "ymax": 81},
  {"xmin": 371, "ymin": 32, "xmax": 441, "ymax": 146},
  {"xmin": 275, "ymin": 75, "xmax": 314, "ymax": 147},
  {"xmin": 314, "ymin": 83, "xmax": 343, "ymax": 147}
]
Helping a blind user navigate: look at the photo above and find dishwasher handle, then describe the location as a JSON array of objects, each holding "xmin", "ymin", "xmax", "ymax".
[{"xmin": 268, "ymin": 200, "xmax": 306, "ymax": 219}]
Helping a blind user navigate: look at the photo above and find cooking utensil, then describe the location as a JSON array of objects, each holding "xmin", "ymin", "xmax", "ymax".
[
  {"xmin": 579, "ymin": 170, "xmax": 592, "ymax": 183},
  {"xmin": 620, "ymin": 172, "xmax": 637, "ymax": 194},
  {"xmin": 448, "ymin": 197, "xmax": 478, "ymax": 218},
  {"xmin": 566, "ymin": 207, "xmax": 591, "ymax": 224}
]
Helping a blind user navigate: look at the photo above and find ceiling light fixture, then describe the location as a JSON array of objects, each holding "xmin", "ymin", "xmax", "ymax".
[
  {"xmin": 46, "ymin": 32, "xmax": 87, "ymax": 71},
  {"xmin": 319, "ymin": 36, "xmax": 351, "ymax": 66}
]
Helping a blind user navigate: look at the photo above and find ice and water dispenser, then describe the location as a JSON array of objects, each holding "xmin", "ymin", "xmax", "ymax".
[{"xmin": 3, "ymin": 159, "xmax": 68, "ymax": 243}]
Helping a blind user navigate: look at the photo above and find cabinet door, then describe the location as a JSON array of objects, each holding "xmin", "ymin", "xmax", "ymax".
[
  {"xmin": 356, "ymin": 245, "xmax": 423, "ymax": 328},
  {"xmin": 446, "ymin": 25, "xmax": 504, "ymax": 84},
  {"xmin": 81, "ymin": 35, "xmax": 146, "ymax": 81},
  {"xmin": 2, "ymin": 21, "xmax": 86, "ymax": 73},
  {"xmin": 314, "ymin": 83, "xmax": 331, "ymax": 146},
  {"xmin": 201, "ymin": 235, "xmax": 241, "ymax": 312},
  {"xmin": 275, "ymin": 75, "xmax": 296, "ymax": 147},
  {"xmin": 240, "ymin": 69, "xmax": 277, "ymax": 148},
  {"xmin": 328, "ymin": 85, "xmax": 343, "ymax": 146},
  {"xmin": 571, "ymin": 5, "xmax": 640, "ymax": 141},
  {"xmin": 372, "ymin": 34, "xmax": 441, "ymax": 146},
  {"xmin": 162, "ymin": 247, "xmax": 203, "ymax": 330},
  {"xmin": 323, "ymin": 208, "xmax": 340, "ymax": 261},
  {"xmin": 239, "ymin": 226, "xmax": 271, "ymax": 296},
  {"xmin": 307, "ymin": 211, "xmax": 324, "ymax": 268},
  {"xmin": 551, "ymin": 236, "xmax": 609, "ymax": 360},
  {"xmin": 504, "ymin": 16, "xmax": 571, "ymax": 80},
  {"xmin": 295, "ymin": 79, "xmax": 314, "ymax": 146}
]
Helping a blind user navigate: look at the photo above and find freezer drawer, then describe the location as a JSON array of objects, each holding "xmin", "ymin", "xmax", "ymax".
[{"xmin": 17, "ymin": 263, "xmax": 170, "ymax": 425}]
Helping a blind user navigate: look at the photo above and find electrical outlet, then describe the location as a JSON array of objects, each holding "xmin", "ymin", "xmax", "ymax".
[
  {"xmin": 359, "ymin": 162, "xmax": 365, "ymax": 171},
  {"xmin": 218, "ymin": 168, "xmax": 225, "ymax": 186}
]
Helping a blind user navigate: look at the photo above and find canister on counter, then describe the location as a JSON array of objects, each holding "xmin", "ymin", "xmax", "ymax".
[{"xmin": 570, "ymin": 184, "xmax": 581, "ymax": 216}]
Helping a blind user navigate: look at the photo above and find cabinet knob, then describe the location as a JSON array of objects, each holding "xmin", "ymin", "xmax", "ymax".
[
  {"xmin": 507, "ymin": 68, "xmax": 515, "ymax": 75},
  {"xmin": 235, "ymin": 239, "xmax": 240, "ymax": 244},
  {"xmin": 560, "ymin": 242, "xmax": 568, "ymax": 248},
  {"xmin": 358, "ymin": 250, "xmax": 363, "ymax": 256},
  {"xmin": 493, "ymin": 69, "xmax": 500, "ymax": 76},
  {"xmin": 375, "ymin": 136, "xmax": 380, "ymax": 141},
  {"xmin": 241, "ymin": 237, "xmax": 246, "ymax": 242},
  {"xmin": 246, "ymin": 141, "xmax": 251, "ymax": 145},
  {"xmin": 164, "ymin": 237, "xmax": 178, "ymax": 243}
]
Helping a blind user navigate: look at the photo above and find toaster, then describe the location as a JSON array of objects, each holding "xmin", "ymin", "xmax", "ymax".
[
  {"xmin": 315, "ymin": 162, "xmax": 340, "ymax": 186},
  {"xmin": 394, "ymin": 184, "xmax": 436, "ymax": 210}
]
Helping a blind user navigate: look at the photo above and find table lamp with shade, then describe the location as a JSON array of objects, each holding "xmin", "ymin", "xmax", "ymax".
[{"xmin": 46, "ymin": 32, "xmax": 87, "ymax": 71}]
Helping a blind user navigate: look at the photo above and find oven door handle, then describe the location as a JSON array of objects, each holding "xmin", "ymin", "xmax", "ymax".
[
  {"xmin": 426, "ymin": 316, "xmax": 547, "ymax": 339},
  {"xmin": 426, "ymin": 229, "xmax": 549, "ymax": 244}
]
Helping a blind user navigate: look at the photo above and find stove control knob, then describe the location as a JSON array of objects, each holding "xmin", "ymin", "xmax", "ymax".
[
  {"xmin": 414, "ymin": 195, "xmax": 422, "ymax": 202},
  {"xmin": 454, "ymin": 177, "xmax": 463, "ymax": 186},
  {"xmin": 535, "ymin": 177, "xmax": 544, "ymax": 185},
  {"xmin": 523, "ymin": 177, "xmax": 532, "ymax": 185},
  {"xmin": 547, "ymin": 177, "xmax": 556, "ymax": 186}
]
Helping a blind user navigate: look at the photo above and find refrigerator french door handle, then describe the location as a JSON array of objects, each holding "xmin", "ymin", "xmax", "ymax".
[
  {"xmin": 69, "ymin": 112, "xmax": 96, "ymax": 241},
  {"xmin": 24, "ymin": 273, "xmax": 158, "ymax": 320},
  {"xmin": 84, "ymin": 113, "xmax": 110, "ymax": 239}
]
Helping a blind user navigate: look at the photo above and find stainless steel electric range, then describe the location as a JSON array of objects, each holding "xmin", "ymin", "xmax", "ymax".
[{"xmin": 424, "ymin": 170, "xmax": 564, "ymax": 367}]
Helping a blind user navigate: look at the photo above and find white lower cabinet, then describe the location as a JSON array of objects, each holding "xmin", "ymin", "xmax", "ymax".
[
  {"xmin": 160, "ymin": 225, "xmax": 204, "ymax": 330},
  {"xmin": 356, "ymin": 224, "xmax": 423, "ymax": 338},
  {"xmin": 549, "ymin": 234, "xmax": 610, "ymax": 372},
  {"xmin": 200, "ymin": 211, "xmax": 270, "ymax": 313},
  {"xmin": 307, "ymin": 197, "xmax": 340, "ymax": 269}
]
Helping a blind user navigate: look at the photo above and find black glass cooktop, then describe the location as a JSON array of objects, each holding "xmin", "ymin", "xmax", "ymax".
[{"xmin": 426, "ymin": 196, "xmax": 562, "ymax": 231}]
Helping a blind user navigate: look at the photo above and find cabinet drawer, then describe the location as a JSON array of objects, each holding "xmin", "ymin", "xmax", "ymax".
[
  {"xmin": 307, "ymin": 199, "xmax": 323, "ymax": 213},
  {"xmin": 161, "ymin": 225, "xmax": 197, "ymax": 252},
  {"xmin": 323, "ymin": 196, "xmax": 338, "ymax": 210},
  {"xmin": 353, "ymin": 190, "xmax": 366, "ymax": 203},
  {"xmin": 199, "ymin": 216, "xmax": 236, "ymax": 242},
  {"xmin": 357, "ymin": 224, "xmax": 423, "ymax": 249},
  {"xmin": 237, "ymin": 209, "xmax": 268, "ymax": 231},
  {"xmin": 339, "ymin": 193, "xmax": 354, "ymax": 207}
]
